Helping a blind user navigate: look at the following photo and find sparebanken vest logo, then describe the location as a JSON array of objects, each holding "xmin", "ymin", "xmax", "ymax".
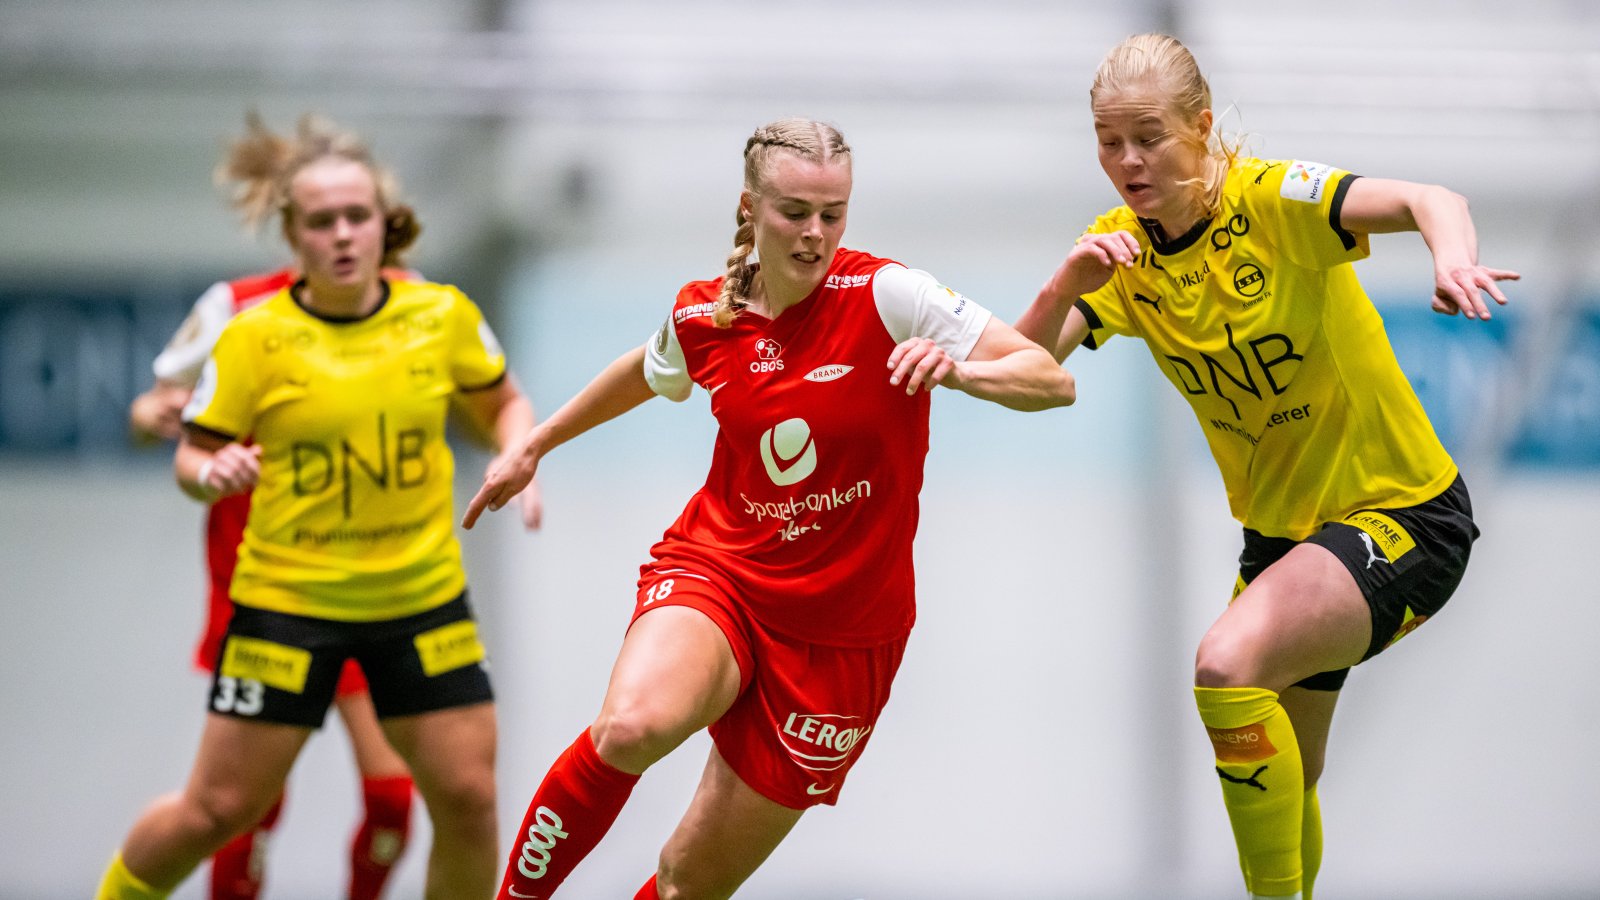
[{"xmin": 760, "ymin": 417, "xmax": 817, "ymax": 486}]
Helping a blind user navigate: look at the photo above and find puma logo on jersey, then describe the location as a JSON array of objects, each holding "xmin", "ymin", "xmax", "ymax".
[
  {"xmin": 759, "ymin": 418, "xmax": 817, "ymax": 486},
  {"xmin": 1133, "ymin": 292, "xmax": 1163, "ymax": 314},
  {"xmin": 1359, "ymin": 532, "xmax": 1389, "ymax": 569},
  {"xmin": 1216, "ymin": 765, "xmax": 1270, "ymax": 792}
]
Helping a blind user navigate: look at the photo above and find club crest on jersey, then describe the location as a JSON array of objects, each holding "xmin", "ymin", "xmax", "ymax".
[{"xmin": 752, "ymin": 337, "xmax": 785, "ymax": 372}]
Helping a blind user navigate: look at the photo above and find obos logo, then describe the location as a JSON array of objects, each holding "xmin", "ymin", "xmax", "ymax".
[
  {"xmin": 777, "ymin": 712, "xmax": 872, "ymax": 772},
  {"xmin": 759, "ymin": 417, "xmax": 817, "ymax": 486},
  {"xmin": 752, "ymin": 337, "xmax": 784, "ymax": 372}
]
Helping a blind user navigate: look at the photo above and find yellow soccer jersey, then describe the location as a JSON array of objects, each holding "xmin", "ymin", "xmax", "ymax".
[
  {"xmin": 184, "ymin": 279, "xmax": 507, "ymax": 621},
  {"xmin": 1077, "ymin": 157, "xmax": 1457, "ymax": 539}
]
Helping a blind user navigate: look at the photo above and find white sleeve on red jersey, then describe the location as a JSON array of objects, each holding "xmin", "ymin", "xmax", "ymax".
[
  {"xmin": 643, "ymin": 315, "xmax": 694, "ymax": 401},
  {"xmin": 872, "ymin": 265, "xmax": 993, "ymax": 361},
  {"xmin": 152, "ymin": 281, "xmax": 236, "ymax": 387}
]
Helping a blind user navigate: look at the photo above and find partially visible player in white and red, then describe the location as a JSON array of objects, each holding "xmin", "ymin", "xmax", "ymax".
[
  {"xmin": 463, "ymin": 117, "xmax": 1078, "ymax": 900},
  {"xmin": 128, "ymin": 264, "xmax": 420, "ymax": 900}
]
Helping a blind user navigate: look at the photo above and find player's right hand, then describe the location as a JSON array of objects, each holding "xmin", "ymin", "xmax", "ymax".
[
  {"xmin": 202, "ymin": 443, "xmax": 263, "ymax": 498},
  {"xmin": 463, "ymin": 435, "xmax": 541, "ymax": 529},
  {"xmin": 1060, "ymin": 230, "xmax": 1141, "ymax": 297}
]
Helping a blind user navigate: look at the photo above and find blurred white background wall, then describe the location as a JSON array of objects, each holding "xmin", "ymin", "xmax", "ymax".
[{"xmin": 2, "ymin": 1, "xmax": 1597, "ymax": 897}]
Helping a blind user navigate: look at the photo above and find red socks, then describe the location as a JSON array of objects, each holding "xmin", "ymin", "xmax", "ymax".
[
  {"xmin": 348, "ymin": 774, "xmax": 414, "ymax": 900},
  {"xmin": 497, "ymin": 728, "xmax": 641, "ymax": 899},
  {"xmin": 209, "ymin": 795, "xmax": 283, "ymax": 900},
  {"xmin": 205, "ymin": 778, "xmax": 411, "ymax": 900}
]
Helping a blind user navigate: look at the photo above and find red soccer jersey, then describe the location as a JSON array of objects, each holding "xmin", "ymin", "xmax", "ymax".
[{"xmin": 642, "ymin": 248, "xmax": 992, "ymax": 646}]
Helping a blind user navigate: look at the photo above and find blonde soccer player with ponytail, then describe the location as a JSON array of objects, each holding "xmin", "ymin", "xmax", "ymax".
[
  {"xmin": 1016, "ymin": 33, "xmax": 1516, "ymax": 899},
  {"xmin": 466, "ymin": 117, "xmax": 1075, "ymax": 899}
]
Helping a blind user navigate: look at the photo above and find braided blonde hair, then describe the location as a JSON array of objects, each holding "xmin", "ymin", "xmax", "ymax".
[
  {"xmin": 1090, "ymin": 34, "xmax": 1241, "ymax": 217},
  {"xmin": 216, "ymin": 112, "xmax": 421, "ymax": 268},
  {"xmin": 713, "ymin": 118, "xmax": 851, "ymax": 328}
]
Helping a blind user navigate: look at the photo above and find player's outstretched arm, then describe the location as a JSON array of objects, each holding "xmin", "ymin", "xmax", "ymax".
[
  {"xmin": 456, "ymin": 373, "xmax": 543, "ymax": 531},
  {"xmin": 462, "ymin": 345, "xmax": 656, "ymax": 529},
  {"xmin": 1338, "ymin": 177, "xmax": 1520, "ymax": 320},
  {"xmin": 888, "ymin": 319, "xmax": 1076, "ymax": 412},
  {"xmin": 1015, "ymin": 230, "xmax": 1140, "ymax": 362}
]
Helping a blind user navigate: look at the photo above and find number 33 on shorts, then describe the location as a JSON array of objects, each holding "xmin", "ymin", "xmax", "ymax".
[{"xmin": 212, "ymin": 676, "xmax": 265, "ymax": 715}]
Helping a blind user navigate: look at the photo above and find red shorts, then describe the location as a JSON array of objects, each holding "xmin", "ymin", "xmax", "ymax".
[
  {"xmin": 632, "ymin": 566, "xmax": 907, "ymax": 810},
  {"xmin": 196, "ymin": 588, "xmax": 368, "ymax": 697}
]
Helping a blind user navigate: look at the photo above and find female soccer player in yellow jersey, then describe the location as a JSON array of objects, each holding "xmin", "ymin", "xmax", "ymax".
[
  {"xmin": 1016, "ymin": 34, "xmax": 1517, "ymax": 900},
  {"xmin": 97, "ymin": 115, "xmax": 538, "ymax": 900}
]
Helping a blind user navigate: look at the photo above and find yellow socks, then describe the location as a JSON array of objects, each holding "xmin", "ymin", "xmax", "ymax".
[
  {"xmin": 1195, "ymin": 686, "xmax": 1304, "ymax": 898},
  {"xmin": 95, "ymin": 852, "xmax": 169, "ymax": 900},
  {"xmin": 1301, "ymin": 786, "xmax": 1322, "ymax": 900}
]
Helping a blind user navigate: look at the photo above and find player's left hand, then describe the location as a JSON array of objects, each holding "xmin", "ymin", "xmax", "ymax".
[
  {"xmin": 1433, "ymin": 263, "xmax": 1519, "ymax": 320},
  {"xmin": 887, "ymin": 337, "xmax": 958, "ymax": 395}
]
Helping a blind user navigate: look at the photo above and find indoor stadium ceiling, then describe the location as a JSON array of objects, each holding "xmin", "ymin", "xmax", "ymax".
[{"xmin": 1, "ymin": 0, "xmax": 1596, "ymax": 275}]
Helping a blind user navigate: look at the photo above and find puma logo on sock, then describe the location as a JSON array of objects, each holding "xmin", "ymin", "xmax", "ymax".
[{"xmin": 1216, "ymin": 764, "xmax": 1270, "ymax": 791}]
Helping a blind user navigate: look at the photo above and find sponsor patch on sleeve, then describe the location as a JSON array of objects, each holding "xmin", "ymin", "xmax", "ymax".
[
  {"xmin": 1280, "ymin": 160, "xmax": 1334, "ymax": 204},
  {"xmin": 414, "ymin": 620, "xmax": 486, "ymax": 677},
  {"xmin": 220, "ymin": 636, "xmax": 312, "ymax": 694}
]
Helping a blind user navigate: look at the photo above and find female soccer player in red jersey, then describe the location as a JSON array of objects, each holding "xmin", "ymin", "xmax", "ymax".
[
  {"xmin": 1015, "ymin": 34, "xmax": 1518, "ymax": 900},
  {"xmin": 463, "ymin": 117, "xmax": 1077, "ymax": 899},
  {"xmin": 98, "ymin": 115, "xmax": 537, "ymax": 900}
]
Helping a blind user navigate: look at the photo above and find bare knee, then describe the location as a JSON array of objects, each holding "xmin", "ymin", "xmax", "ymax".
[
  {"xmin": 1194, "ymin": 628, "xmax": 1262, "ymax": 689},
  {"xmin": 419, "ymin": 770, "xmax": 496, "ymax": 834},
  {"xmin": 591, "ymin": 707, "xmax": 685, "ymax": 773},
  {"xmin": 183, "ymin": 785, "xmax": 277, "ymax": 845},
  {"xmin": 655, "ymin": 854, "xmax": 735, "ymax": 900}
]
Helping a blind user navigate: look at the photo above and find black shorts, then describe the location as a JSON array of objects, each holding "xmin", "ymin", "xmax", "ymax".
[
  {"xmin": 208, "ymin": 592, "xmax": 494, "ymax": 727},
  {"xmin": 1236, "ymin": 474, "xmax": 1479, "ymax": 692}
]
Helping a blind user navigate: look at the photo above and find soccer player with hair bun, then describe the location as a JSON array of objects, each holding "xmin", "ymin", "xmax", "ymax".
[
  {"xmin": 98, "ymin": 113, "xmax": 539, "ymax": 900},
  {"xmin": 1016, "ymin": 33, "xmax": 1517, "ymax": 900},
  {"xmin": 465, "ymin": 116, "xmax": 1076, "ymax": 899},
  {"xmin": 124, "ymin": 112, "xmax": 471, "ymax": 900}
]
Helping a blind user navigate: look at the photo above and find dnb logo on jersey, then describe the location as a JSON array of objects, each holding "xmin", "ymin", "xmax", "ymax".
[
  {"xmin": 760, "ymin": 418, "xmax": 817, "ymax": 486},
  {"xmin": 752, "ymin": 337, "xmax": 784, "ymax": 372}
]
